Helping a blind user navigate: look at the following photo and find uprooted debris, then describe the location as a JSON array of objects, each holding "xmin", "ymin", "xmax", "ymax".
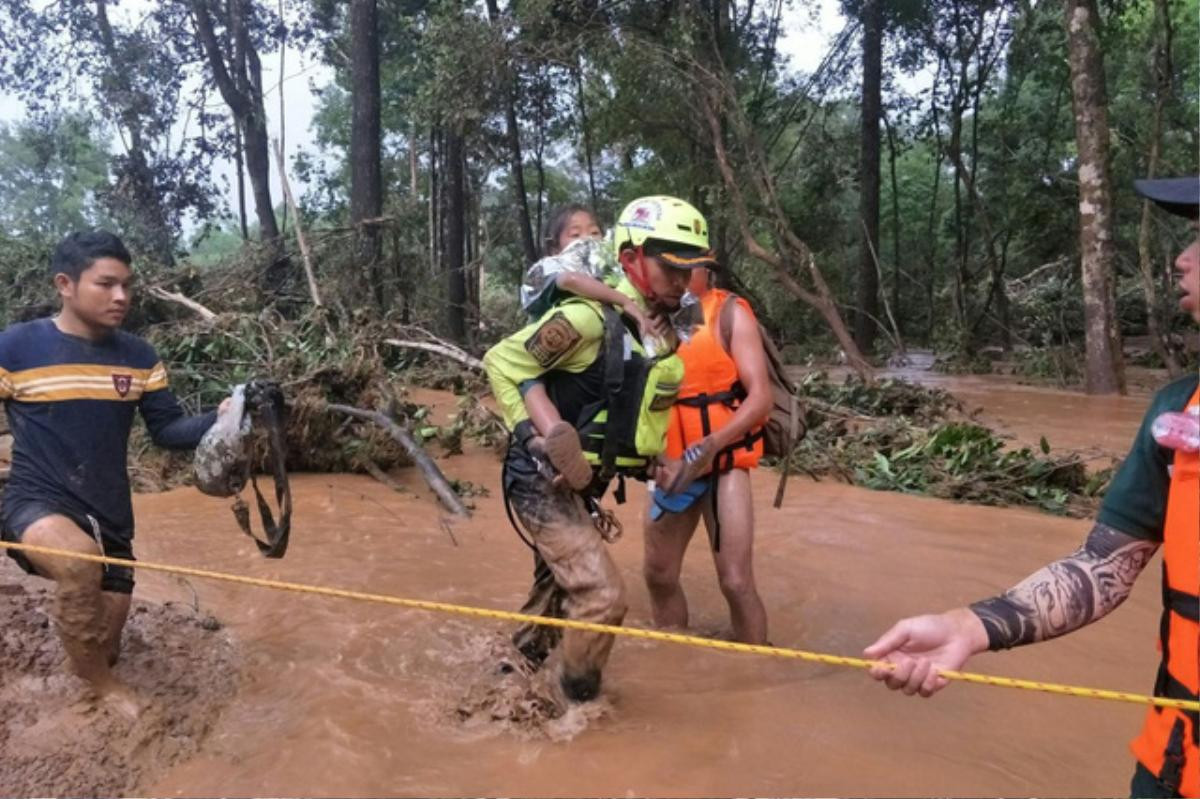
[
  {"xmin": 784, "ymin": 372, "xmax": 1112, "ymax": 517},
  {"xmin": 127, "ymin": 306, "xmax": 496, "ymax": 496}
]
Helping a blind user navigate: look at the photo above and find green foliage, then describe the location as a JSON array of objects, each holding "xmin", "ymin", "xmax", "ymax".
[
  {"xmin": 787, "ymin": 372, "xmax": 1105, "ymax": 517},
  {"xmin": 0, "ymin": 112, "xmax": 112, "ymax": 240},
  {"xmin": 0, "ymin": 233, "xmax": 55, "ymax": 324},
  {"xmin": 1011, "ymin": 346, "xmax": 1084, "ymax": 386},
  {"xmin": 798, "ymin": 371, "xmax": 961, "ymax": 424},
  {"xmin": 852, "ymin": 421, "xmax": 1090, "ymax": 515}
]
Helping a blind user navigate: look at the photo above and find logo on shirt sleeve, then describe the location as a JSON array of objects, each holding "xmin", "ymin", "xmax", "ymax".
[
  {"xmin": 524, "ymin": 311, "xmax": 583, "ymax": 368},
  {"xmin": 112, "ymin": 373, "xmax": 133, "ymax": 397}
]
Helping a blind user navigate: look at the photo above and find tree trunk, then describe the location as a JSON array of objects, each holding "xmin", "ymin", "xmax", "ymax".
[
  {"xmin": 428, "ymin": 125, "xmax": 439, "ymax": 275},
  {"xmin": 349, "ymin": 0, "xmax": 384, "ymax": 309},
  {"xmin": 1065, "ymin": 0, "xmax": 1125, "ymax": 394},
  {"xmin": 701, "ymin": 87, "xmax": 872, "ymax": 379},
  {"xmin": 925, "ymin": 60, "xmax": 944, "ymax": 342},
  {"xmin": 1136, "ymin": 0, "xmax": 1181, "ymax": 377},
  {"xmin": 855, "ymin": 0, "xmax": 882, "ymax": 354},
  {"xmin": 445, "ymin": 130, "xmax": 467, "ymax": 343},
  {"xmin": 409, "ymin": 123, "xmax": 419, "ymax": 197},
  {"xmin": 191, "ymin": 0, "xmax": 279, "ymax": 244},
  {"xmin": 535, "ymin": 122, "xmax": 546, "ymax": 251},
  {"xmin": 574, "ymin": 64, "xmax": 598, "ymax": 212},
  {"xmin": 883, "ymin": 110, "xmax": 902, "ymax": 339},
  {"xmin": 483, "ymin": 0, "xmax": 537, "ymax": 266},
  {"xmin": 234, "ymin": 119, "xmax": 249, "ymax": 240}
]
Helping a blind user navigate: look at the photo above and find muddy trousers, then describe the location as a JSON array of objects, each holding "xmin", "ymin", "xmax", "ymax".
[{"xmin": 509, "ymin": 483, "xmax": 627, "ymax": 702}]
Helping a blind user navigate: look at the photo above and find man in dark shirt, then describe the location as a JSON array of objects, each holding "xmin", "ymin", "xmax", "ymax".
[
  {"xmin": 0, "ymin": 230, "xmax": 227, "ymax": 717},
  {"xmin": 863, "ymin": 177, "xmax": 1200, "ymax": 798}
]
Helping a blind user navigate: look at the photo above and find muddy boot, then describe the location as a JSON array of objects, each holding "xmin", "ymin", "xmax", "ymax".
[
  {"xmin": 560, "ymin": 667, "xmax": 602, "ymax": 703},
  {"xmin": 543, "ymin": 422, "xmax": 593, "ymax": 492},
  {"xmin": 513, "ymin": 626, "xmax": 556, "ymax": 668}
]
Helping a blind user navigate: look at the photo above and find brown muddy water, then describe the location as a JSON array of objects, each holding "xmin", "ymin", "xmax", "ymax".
[{"xmin": 1, "ymin": 374, "xmax": 1167, "ymax": 796}]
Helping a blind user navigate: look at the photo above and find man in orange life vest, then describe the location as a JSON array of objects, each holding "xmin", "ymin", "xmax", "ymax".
[
  {"xmin": 643, "ymin": 260, "xmax": 774, "ymax": 645},
  {"xmin": 864, "ymin": 176, "xmax": 1200, "ymax": 798}
]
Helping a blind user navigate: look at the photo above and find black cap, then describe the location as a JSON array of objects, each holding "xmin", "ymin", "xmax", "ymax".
[
  {"xmin": 643, "ymin": 240, "xmax": 717, "ymax": 269},
  {"xmin": 1134, "ymin": 176, "xmax": 1199, "ymax": 219}
]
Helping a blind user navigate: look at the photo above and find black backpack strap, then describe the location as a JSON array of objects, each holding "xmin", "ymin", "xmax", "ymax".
[
  {"xmin": 233, "ymin": 380, "xmax": 292, "ymax": 559},
  {"xmin": 597, "ymin": 306, "xmax": 627, "ymax": 481},
  {"xmin": 599, "ymin": 304, "xmax": 655, "ymax": 483}
]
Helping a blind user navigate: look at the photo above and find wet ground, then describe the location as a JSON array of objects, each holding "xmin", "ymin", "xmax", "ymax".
[
  {"xmin": 0, "ymin": 579, "xmax": 237, "ymax": 796},
  {"xmin": 0, "ymin": 370, "xmax": 1167, "ymax": 796}
]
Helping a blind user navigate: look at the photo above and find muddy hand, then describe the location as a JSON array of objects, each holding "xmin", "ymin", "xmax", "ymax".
[{"xmin": 664, "ymin": 436, "xmax": 718, "ymax": 495}]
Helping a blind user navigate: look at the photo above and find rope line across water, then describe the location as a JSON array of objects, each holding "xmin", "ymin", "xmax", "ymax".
[{"xmin": 3, "ymin": 540, "xmax": 1195, "ymax": 714}]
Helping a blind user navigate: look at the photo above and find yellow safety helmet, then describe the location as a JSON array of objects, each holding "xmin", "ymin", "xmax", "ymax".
[{"xmin": 613, "ymin": 195, "xmax": 715, "ymax": 268}]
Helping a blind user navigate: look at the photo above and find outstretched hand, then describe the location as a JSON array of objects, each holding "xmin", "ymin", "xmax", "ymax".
[{"xmin": 862, "ymin": 608, "xmax": 989, "ymax": 697}]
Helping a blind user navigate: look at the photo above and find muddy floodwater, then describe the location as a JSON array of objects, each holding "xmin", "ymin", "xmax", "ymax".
[{"xmin": 1, "ymin": 371, "xmax": 1167, "ymax": 796}]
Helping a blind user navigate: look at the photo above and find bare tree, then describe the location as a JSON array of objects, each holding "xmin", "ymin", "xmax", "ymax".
[
  {"xmin": 1135, "ymin": 0, "xmax": 1181, "ymax": 376},
  {"xmin": 190, "ymin": 0, "xmax": 280, "ymax": 248},
  {"xmin": 855, "ymin": 0, "xmax": 882, "ymax": 354},
  {"xmin": 445, "ymin": 129, "xmax": 467, "ymax": 342},
  {"xmin": 349, "ymin": 0, "xmax": 384, "ymax": 308},
  {"xmin": 695, "ymin": 57, "xmax": 872, "ymax": 378},
  {"xmin": 1065, "ymin": 0, "xmax": 1125, "ymax": 394},
  {"xmin": 483, "ymin": 0, "xmax": 538, "ymax": 265}
]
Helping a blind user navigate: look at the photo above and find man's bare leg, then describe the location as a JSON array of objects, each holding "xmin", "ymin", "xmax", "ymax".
[
  {"xmin": 702, "ymin": 470, "xmax": 768, "ymax": 644},
  {"xmin": 19, "ymin": 515, "xmax": 140, "ymax": 718},
  {"xmin": 643, "ymin": 502, "xmax": 703, "ymax": 630},
  {"xmin": 103, "ymin": 592, "xmax": 132, "ymax": 666}
]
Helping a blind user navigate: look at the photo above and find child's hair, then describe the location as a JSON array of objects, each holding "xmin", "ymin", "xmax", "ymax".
[
  {"xmin": 51, "ymin": 230, "xmax": 132, "ymax": 281},
  {"xmin": 541, "ymin": 204, "xmax": 597, "ymax": 256}
]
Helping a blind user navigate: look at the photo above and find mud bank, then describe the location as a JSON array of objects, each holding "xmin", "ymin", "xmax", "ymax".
[{"xmin": 0, "ymin": 575, "xmax": 239, "ymax": 797}]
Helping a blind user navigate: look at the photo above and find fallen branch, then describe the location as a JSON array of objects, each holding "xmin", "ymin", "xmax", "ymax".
[
  {"xmin": 273, "ymin": 137, "xmax": 323, "ymax": 308},
  {"xmin": 383, "ymin": 338, "xmax": 483, "ymax": 372},
  {"xmin": 360, "ymin": 459, "xmax": 407, "ymax": 493},
  {"xmin": 327, "ymin": 403, "xmax": 469, "ymax": 516},
  {"xmin": 148, "ymin": 286, "xmax": 218, "ymax": 321}
]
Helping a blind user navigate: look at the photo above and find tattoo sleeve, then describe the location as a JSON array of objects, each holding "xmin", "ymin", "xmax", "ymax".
[{"xmin": 969, "ymin": 523, "xmax": 1159, "ymax": 650}]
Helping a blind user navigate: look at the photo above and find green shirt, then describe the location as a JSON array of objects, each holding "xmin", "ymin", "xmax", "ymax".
[
  {"xmin": 484, "ymin": 277, "xmax": 648, "ymax": 430},
  {"xmin": 1097, "ymin": 373, "xmax": 1199, "ymax": 542}
]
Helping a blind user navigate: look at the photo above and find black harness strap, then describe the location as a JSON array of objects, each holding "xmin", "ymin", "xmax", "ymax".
[
  {"xmin": 1166, "ymin": 585, "xmax": 1200, "ymax": 622},
  {"xmin": 597, "ymin": 306, "xmax": 628, "ymax": 483},
  {"xmin": 232, "ymin": 380, "xmax": 292, "ymax": 559},
  {"xmin": 500, "ymin": 444, "xmax": 538, "ymax": 552},
  {"xmin": 677, "ymin": 383, "xmax": 765, "ymax": 553},
  {"xmin": 1158, "ymin": 717, "xmax": 1188, "ymax": 793}
]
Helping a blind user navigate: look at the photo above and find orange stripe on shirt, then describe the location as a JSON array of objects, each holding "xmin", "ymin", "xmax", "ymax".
[
  {"xmin": 8, "ymin": 363, "xmax": 155, "ymax": 386},
  {"xmin": 145, "ymin": 361, "xmax": 169, "ymax": 391},
  {"xmin": 14, "ymin": 385, "xmax": 146, "ymax": 403}
]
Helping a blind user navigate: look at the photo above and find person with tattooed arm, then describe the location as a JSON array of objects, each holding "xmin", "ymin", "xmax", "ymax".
[{"xmin": 864, "ymin": 176, "xmax": 1200, "ymax": 799}]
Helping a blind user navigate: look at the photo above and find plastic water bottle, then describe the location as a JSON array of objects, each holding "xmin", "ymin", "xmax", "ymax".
[{"xmin": 1151, "ymin": 405, "xmax": 1200, "ymax": 452}]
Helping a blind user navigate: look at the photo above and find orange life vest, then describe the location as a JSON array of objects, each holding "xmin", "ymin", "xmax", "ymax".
[
  {"xmin": 1129, "ymin": 386, "xmax": 1199, "ymax": 797},
  {"xmin": 665, "ymin": 287, "xmax": 765, "ymax": 473}
]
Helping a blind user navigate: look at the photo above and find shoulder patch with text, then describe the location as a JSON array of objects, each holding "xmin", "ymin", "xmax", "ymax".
[{"xmin": 524, "ymin": 311, "xmax": 583, "ymax": 367}]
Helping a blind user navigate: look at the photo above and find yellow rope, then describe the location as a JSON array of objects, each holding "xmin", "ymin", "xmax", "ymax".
[{"xmin": 3, "ymin": 540, "xmax": 1196, "ymax": 713}]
